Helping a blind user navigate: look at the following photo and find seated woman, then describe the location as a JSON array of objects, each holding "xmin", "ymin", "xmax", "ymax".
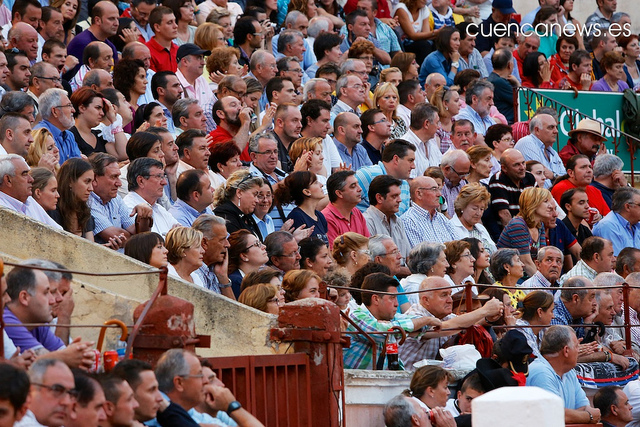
[
  {"xmin": 274, "ymin": 171, "xmax": 329, "ymax": 244},
  {"xmin": 69, "ymin": 87, "xmax": 108, "ymax": 157},
  {"xmin": 465, "ymin": 146, "xmax": 493, "ymax": 185},
  {"xmin": 407, "ymin": 366, "xmax": 452, "ymax": 412},
  {"xmin": 526, "ymin": 160, "xmax": 547, "ymax": 188},
  {"xmin": 618, "ymin": 34, "xmax": 640, "ymax": 90},
  {"xmin": 497, "ymin": 187, "xmax": 555, "ymax": 278},
  {"xmin": 444, "ymin": 240, "xmax": 477, "ymax": 295},
  {"xmin": 521, "ymin": 51, "xmax": 556, "ymax": 88},
  {"xmin": 133, "ymin": 102, "xmax": 168, "ymax": 131},
  {"xmin": 124, "ymin": 232, "xmax": 169, "ymax": 269},
  {"xmin": 227, "ymin": 230, "xmax": 269, "ymax": 298},
  {"xmin": 390, "ymin": 52, "xmax": 419, "ymax": 81},
  {"xmin": 430, "ymin": 86, "xmax": 462, "ymax": 155},
  {"xmin": 208, "ymin": 140, "xmax": 243, "ymax": 190},
  {"xmin": 400, "ymin": 242, "xmax": 449, "ymax": 305},
  {"xmin": 165, "ymin": 226, "xmax": 206, "ymax": 285},
  {"xmin": 288, "ymin": 137, "xmax": 329, "ymax": 206},
  {"xmin": 373, "ymin": 82, "xmax": 407, "ymax": 139},
  {"xmin": 449, "ymin": 183, "xmax": 497, "ymax": 254},
  {"xmin": 213, "ymin": 169, "xmax": 265, "ymax": 239},
  {"xmin": 533, "ymin": 6, "xmax": 560, "ymax": 58},
  {"xmin": 393, "ymin": 0, "xmax": 433, "ymax": 66},
  {"xmin": 484, "ymin": 124, "xmax": 513, "ymax": 177},
  {"xmin": 419, "ymin": 26, "xmax": 460, "ymax": 86},
  {"xmin": 549, "ymin": 35, "xmax": 579, "ymax": 83},
  {"xmin": 488, "ymin": 248, "xmax": 526, "ymax": 308},
  {"xmin": 206, "ymin": 46, "xmax": 244, "ymax": 92},
  {"xmin": 112, "ymin": 59, "xmax": 147, "ymax": 122},
  {"xmin": 331, "ymin": 232, "xmax": 371, "ymax": 279},
  {"xmin": 299, "ymin": 237, "xmax": 334, "ymax": 278},
  {"xmin": 591, "ymin": 51, "xmax": 629, "ymax": 92},
  {"xmin": 30, "ymin": 167, "xmax": 59, "ymax": 214},
  {"xmin": 282, "ymin": 269, "xmax": 322, "ymax": 302},
  {"xmin": 51, "ymin": 158, "xmax": 96, "ymax": 241},
  {"xmin": 27, "ymin": 128, "xmax": 59, "ymax": 172},
  {"xmin": 514, "ymin": 290, "xmax": 555, "ymax": 359},
  {"xmin": 238, "ymin": 283, "xmax": 283, "ymax": 315},
  {"xmin": 462, "ymin": 237, "xmax": 493, "ymax": 287}
]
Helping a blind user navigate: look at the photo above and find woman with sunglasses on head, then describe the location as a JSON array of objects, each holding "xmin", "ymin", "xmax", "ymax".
[
  {"xmin": 213, "ymin": 169, "xmax": 265, "ymax": 239},
  {"xmin": 228, "ymin": 229, "xmax": 269, "ymax": 298}
]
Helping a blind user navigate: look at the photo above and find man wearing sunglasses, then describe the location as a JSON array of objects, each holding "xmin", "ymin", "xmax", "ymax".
[
  {"xmin": 16, "ymin": 358, "xmax": 76, "ymax": 427},
  {"xmin": 440, "ymin": 149, "xmax": 471, "ymax": 218}
]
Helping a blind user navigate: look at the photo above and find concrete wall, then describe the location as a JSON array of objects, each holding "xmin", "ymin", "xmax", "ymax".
[
  {"xmin": 512, "ymin": 0, "xmax": 640, "ymax": 35},
  {"xmin": 0, "ymin": 208, "xmax": 275, "ymax": 357}
]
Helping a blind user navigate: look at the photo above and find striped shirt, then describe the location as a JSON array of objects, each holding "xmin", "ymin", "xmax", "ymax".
[
  {"xmin": 558, "ymin": 260, "xmax": 597, "ymax": 286},
  {"xmin": 88, "ymin": 192, "xmax": 135, "ymax": 243},
  {"xmin": 551, "ymin": 297, "xmax": 586, "ymax": 339},
  {"xmin": 401, "ymin": 203, "xmax": 458, "ymax": 247},
  {"xmin": 399, "ymin": 303, "xmax": 456, "ymax": 368},
  {"xmin": 497, "ymin": 216, "xmax": 546, "ymax": 257}
]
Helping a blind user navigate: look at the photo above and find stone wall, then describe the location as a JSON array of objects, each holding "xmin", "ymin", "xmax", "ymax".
[{"xmin": 0, "ymin": 209, "xmax": 275, "ymax": 357}]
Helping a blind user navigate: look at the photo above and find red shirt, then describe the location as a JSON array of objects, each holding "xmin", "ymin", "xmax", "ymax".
[
  {"xmin": 550, "ymin": 179, "xmax": 611, "ymax": 217},
  {"xmin": 208, "ymin": 127, "xmax": 251, "ymax": 162},
  {"xmin": 321, "ymin": 204, "xmax": 370, "ymax": 249},
  {"xmin": 514, "ymin": 50, "xmax": 525, "ymax": 81},
  {"xmin": 146, "ymin": 37, "xmax": 178, "ymax": 72},
  {"xmin": 549, "ymin": 54, "xmax": 568, "ymax": 83},
  {"xmin": 511, "ymin": 120, "xmax": 530, "ymax": 143}
]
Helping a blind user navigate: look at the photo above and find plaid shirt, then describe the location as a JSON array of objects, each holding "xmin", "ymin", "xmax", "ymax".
[
  {"xmin": 521, "ymin": 271, "xmax": 558, "ymax": 295},
  {"xmin": 399, "ymin": 304, "xmax": 456, "ymax": 370},
  {"xmin": 401, "ymin": 204, "xmax": 458, "ymax": 247},
  {"xmin": 551, "ymin": 297, "xmax": 585, "ymax": 339},
  {"xmin": 558, "ymin": 260, "xmax": 597, "ymax": 286},
  {"xmin": 343, "ymin": 304, "xmax": 418, "ymax": 370}
]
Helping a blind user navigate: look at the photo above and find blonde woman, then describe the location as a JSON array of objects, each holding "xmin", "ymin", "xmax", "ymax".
[
  {"xmin": 194, "ymin": 23, "xmax": 227, "ymax": 51},
  {"xmin": 379, "ymin": 67, "xmax": 403, "ymax": 87},
  {"xmin": 450, "ymin": 183, "xmax": 497, "ymax": 254},
  {"xmin": 213, "ymin": 169, "xmax": 265, "ymax": 239},
  {"xmin": 238, "ymin": 283, "xmax": 282, "ymax": 314},
  {"xmin": 373, "ymin": 82, "xmax": 406, "ymax": 139},
  {"xmin": 206, "ymin": 46, "xmax": 244, "ymax": 91},
  {"xmin": 27, "ymin": 128, "xmax": 60, "ymax": 172},
  {"xmin": 331, "ymin": 232, "xmax": 370, "ymax": 278},
  {"xmin": 165, "ymin": 226, "xmax": 205, "ymax": 285},
  {"xmin": 282, "ymin": 269, "xmax": 322, "ymax": 302},
  {"xmin": 497, "ymin": 187, "xmax": 555, "ymax": 277},
  {"xmin": 466, "ymin": 145, "xmax": 494, "ymax": 185}
]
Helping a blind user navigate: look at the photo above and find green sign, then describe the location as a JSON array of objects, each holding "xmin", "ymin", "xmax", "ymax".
[{"xmin": 516, "ymin": 88, "xmax": 637, "ymax": 172}]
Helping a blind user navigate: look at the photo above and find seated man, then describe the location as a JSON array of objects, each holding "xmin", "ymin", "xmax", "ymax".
[
  {"xmin": 99, "ymin": 375, "xmax": 140, "ymax": 427},
  {"xmin": 559, "ymin": 237, "xmax": 616, "ymax": 285},
  {"xmin": 551, "ymin": 276, "xmax": 597, "ymax": 340},
  {"xmin": 593, "ymin": 386, "xmax": 634, "ymax": 427},
  {"xmin": 593, "ymin": 187, "xmax": 640, "ymax": 256},
  {"xmin": 0, "ymin": 363, "xmax": 30, "ymax": 426},
  {"xmin": 265, "ymin": 231, "xmax": 301, "ymax": 274},
  {"xmin": 3, "ymin": 265, "xmax": 95, "ymax": 369},
  {"xmin": 520, "ymin": 246, "xmax": 564, "ymax": 294},
  {"xmin": 526, "ymin": 325, "xmax": 602, "ymax": 424},
  {"xmin": 111, "ymin": 359, "xmax": 164, "ymax": 425},
  {"xmin": 16, "ymin": 359, "xmax": 75, "ymax": 427},
  {"xmin": 383, "ymin": 394, "xmax": 454, "ymax": 427},
  {"xmin": 168, "ymin": 169, "xmax": 214, "ymax": 226},
  {"xmin": 399, "ymin": 276, "xmax": 502, "ymax": 368},
  {"xmin": 65, "ymin": 371, "xmax": 107, "ymax": 427},
  {"xmin": 321, "ymin": 170, "xmax": 370, "ymax": 247},
  {"xmin": 445, "ymin": 372, "xmax": 485, "ymax": 417},
  {"xmin": 344, "ymin": 272, "xmax": 442, "ymax": 370}
]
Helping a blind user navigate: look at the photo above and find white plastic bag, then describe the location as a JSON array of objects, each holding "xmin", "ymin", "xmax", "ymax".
[{"xmin": 439, "ymin": 344, "xmax": 481, "ymax": 371}]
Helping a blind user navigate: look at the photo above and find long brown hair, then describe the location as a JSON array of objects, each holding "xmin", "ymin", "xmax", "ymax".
[{"xmin": 56, "ymin": 158, "xmax": 93, "ymax": 234}]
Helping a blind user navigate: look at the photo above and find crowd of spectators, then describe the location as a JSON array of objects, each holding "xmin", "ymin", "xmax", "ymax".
[{"xmin": 1, "ymin": 0, "xmax": 640, "ymax": 423}]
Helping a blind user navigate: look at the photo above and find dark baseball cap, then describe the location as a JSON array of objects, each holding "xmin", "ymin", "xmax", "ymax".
[
  {"xmin": 492, "ymin": 0, "xmax": 516, "ymax": 14},
  {"xmin": 177, "ymin": 43, "xmax": 211, "ymax": 62}
]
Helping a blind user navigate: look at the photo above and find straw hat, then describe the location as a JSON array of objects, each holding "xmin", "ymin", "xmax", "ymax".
[{"xmin": 567, "ymin": 118, "xmax": 607, "ymax": 141}]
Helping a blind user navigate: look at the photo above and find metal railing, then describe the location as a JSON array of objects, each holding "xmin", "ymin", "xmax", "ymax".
[{"xmin": 517, "ymin": 87, "xmax": 640, "ymax": 185}]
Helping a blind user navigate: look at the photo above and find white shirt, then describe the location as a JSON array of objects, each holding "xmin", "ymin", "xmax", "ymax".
[
  {"xmin": 401, "ymin": 129, "xmax": 442, "ymax": 178},
  {"xmin": 397, "ymin": 104, "xmax": 411, "ymax": 129},
  {"xmin": 448, "ymin": 214, "xmax": 497, "ymax": 254},
  {"xmin": 14, "ymin": 410, "xmax": 46, "ymax": 427},
  {"xmin": 0, "ymin": 192, "xmax": 62, "ymax": 230},
  {"xmin": 322, "ymin": 135, "xmax": 341, "ymax": 175},
  {"xmin": 122, "ymin": 191, "xmax": 178, "ymax": 237},
  {"xmin": 167, "ymin": 263, "xmax": 206, "ymax": 287}
]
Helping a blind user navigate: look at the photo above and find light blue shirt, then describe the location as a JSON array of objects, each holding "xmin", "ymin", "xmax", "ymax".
[
  {"xmin": 271, "ymin": 35, "xmax": 317, "ymax": 70},
  {"xmin": 484, "ymin": 48, "xmax": 521, "ymax": 83},
  {"xmin": 355, "ymin": 162, "xmax": 410, "ymax": 215},
  {"xmin": 334, "ymin": 138, "xmax": 372, "ymax": 171},
  {"xmin": 254, "ymin": 213, "xmax": 275, "ymax": 239},
  {"xmin": 458, "ymin": 48, "xmax": 489, "ymax": 78},
  {"xmin": 526, "ymin": 356, "xmax": 589, "ymax": 410},
  {"xmin": 168, "ymin": 198, "xmax": 213, "ymax": 227},
  {"xmin": 419, "ymin": 50, "xmax": 456, "ymax": 87},
  {"xmin": 514, "ymin": 134, "xmax": 566, "ymax": 189},
  {"xmin": 454, "ymin": 105, "xmax": 495, "ymax": 136},
  {"xmin": 88, "ymin": 192, "xmax": 135, "ymax": 243},
  {"xmin": 138, "ymin": 69, "xmax": 156, "ymax": 106},
  {"xmin": 34, "ymin": 120, "xmax": 81, "ymax": 164},
  {"xmin": 593, "ymin": 211, "xmax": 640, "ymax": 256}
]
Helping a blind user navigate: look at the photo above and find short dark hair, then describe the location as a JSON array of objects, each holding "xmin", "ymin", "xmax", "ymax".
[
  {"xmin": 381, "ymin": 139, "xmax": 416, "ymax": 163},
  {"xmin": 41, "ymin": 5, "xmax": 61, "ymax": 22},
  {"xmin": 556, "ymin": 35, "xmax": 579, "ymax": 53},
  {"xmin": 176, "ymin": 169, "xmax": 206, "ymax": 201},
  {"xmin": 316, "ymin": 62, "xmax": 340, "ymax": 79},
  {"xmin": 0, "ymin": 363, "xmax": 30, "ymax": 412},
  {"xmin": 42, "ymin": 38, "xmax": 66, "ymax": 57},
  {"xmin": 99, "ymin": 375, "xmax": 127, "ymax": 405},
  {"xmin": 580, "ymin": 236, "xmax": 607, "ymax": 261},
  {"xmin": 124, "ymin": 232, "xmax": 165, "ymax": 265},
  {"xmin": 73, "ymin": 370, "xmax": 101, "ymax": 408},
  {"xmin": 484, "ymin": 124, "xmax": 512, "ymax": 150},
  {"xmin": 593, "ymin": 386, "xmax": 621, "ymax": 418},
  {"xmin": 360, "ymin": 108, "xmax": 382, "ymax": 139},
  {"xmin": 346, "ymin": 9, "xmax": 368, "ymax": 30},
  {"xmin": 113, "ymin": 59, "xmax": 145, "ymax": 102},
  {"xmin": 361, "ymin": 272, "xmax": 398, "ymax": 306},
  {"xmin": 266, "ymin": 76, "xmax": 292, "ymax": 103},
  {"xmin": 299, "ymin": 237, "xmax": 328, "ymax": 269},
  {"xmin": 111, "ymin": 359, "xmax": 154, "ymax": 391},
  {"xmin": 151, "ymin": 71, "xmax": 177, "ymax": 100},
  {"xmin": 175, "ymin": 128, "xmax": 207, "ymax": 157},
  {"xmin": 559, "ymin": 187, "xmax": 587, "ymax": 214},
  {"xmin": 326, "ymin": 170, "xmax": 356, "ymax": 203},
  {"xmin": 569, "ymin": 49, "xmax": 592, "ymax": 73},
  {"xmin": 233, "ymin": 16, "xmax": 258, "ymax": 45},
  {"xmin": 350, "ymin": 262, "xmax": 390, "ymax": 305},
  {"xmin": 616, "ymin": 247, "xmax": 640, "ymax": 276},
  {"xmin": 5, "ymin": 266, "xmax": 37, "ymax": 302},
  {"xmin": 5, "ymin": 49, "xmax": 29, "ymax": 73},
  {"xmin": 82, "ymin": 42, "xmax": 103, "ymax": 66},
  {"xmin": 211, "ymin": 98, "xmax": 224, "ymax": 125},
  {"xmin": 12, "ymin": 0, "xmax": 41, "ymax": 18},
  {"xmin": 368, "ymin": 175, "xmax": 401, "ymax": 207},
  {"xmin": 127, "ymin": 157, "xmax": 164, "ymax": 191},
  {"xmin": 90, "ymin": 152, "xmax": 118, "ymax": 177},
  {"xmin": 300, "ymin": 99, "xmax": 331, "ymax": 128},
  {"xmin": 313, "ymin": 32, "xmax": 342, "ymax": 61},
  {"xmin": 397, "ymin": 80, "xmax": 420, "ymax": 105},
  {"xmin": 148, "ymin": 6, "xmax": 174, "ymax": 33}
]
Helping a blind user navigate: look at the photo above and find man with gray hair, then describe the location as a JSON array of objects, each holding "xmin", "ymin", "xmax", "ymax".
[
  {"xmin": 440, "ymin": 149, "xmax": 470, "ymax": 218},
  {"xmin": 303, "ymin": 78, "xmax": 332, "ymax": 104},
  {"xmin": 15, "ymin": 359, "xmax": 75, "ymax": 427},
  {"xmin": 453, "ymin": 79, "xmax": 495, "ymax": 142},
  {"xmin": 594, "ymin": 272, "xmax": 633, "ymax": 355},
  {"xmin": 171, "ymin": 98, "xmax": 206, "ymax": 138},
  {"xmin": 81, "ymin": 68, "xmax": 113, "ymax": 92},
  {"xmin": 594, "ymin": 187, "xmax": 640, "ymax": 255},
  {"xmin": 331, "ymin": 74, "xmax": 366, "ymax": 121},
  {"xmin": 307, "ymin": 16, "xmax": 332, "ymax": 47},
  {"xmin": 0, "ymin": 89, "xmax": 37, "ymax": 124},
  {"xmin": 192, "ymin": 214, "xmax": 233, "ymax": 297},
  {"xmin": 526, "ymin": 325, "xmax": 602, "ymax": 424},
  {"xmin": 276, "ymin": 30, "xmax": 306, "ymax": 64},
  {"xmin": 272, "ymin": 11, "xmax": 316, "ymax": 69},
  {"xmin": 26, "ymin": 62, "xmax": 62, "ymax": 113},
  {"xmin": 383, "ymin": 394, "xmax": 453, "ymax": 427},
  {"xmin": 0, "ymin": 154, "xmax": 61, "ymax": 228},
  {"xmin": 401, "ymin": 103, "xmax": 442, "ymax": 177},
  {"xmin": 592, "ymin": 153, "xmax": 627, "ymax": 209},
  {"xmin": 551, "ymin": 276, "xmax": 598, "ymax": 340},
  {"xmin": 616, "ymin": 247, "xmax": 640, "ymax": 279},
  {"xmin": 521, "ymin": 245, "xmax": 564, "ymax": 294},
  {"xmin": 248, "ymin": 50, "xmax": 277, "ymax": 110},
  {"xmin": 265, "ymin": 230, "xmax": 301, "ymax": 273},
  {"xmin": 514, "ymin": 113, "xmax": 566, "ymax": 189},
  {"xmin": 34, "ymin": 88, "xmax": 80, "ymax": 164}
]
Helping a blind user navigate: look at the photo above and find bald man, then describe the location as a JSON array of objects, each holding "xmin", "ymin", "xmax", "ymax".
[
  {"xmin": 8, "ymin": 22, "xmax": 39, "ymax": 62},
  {"xmin": 399, "ymin": 276, "xmax": 503, "ymax": 369}
]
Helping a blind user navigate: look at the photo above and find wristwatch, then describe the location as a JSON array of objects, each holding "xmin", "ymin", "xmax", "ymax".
[
  {"xmin": 451, "ymin": 61, "xmax": 459, "ymax": 68},
  {"xmin": 227, "ymin": 401, "xmax": 242, "ymax": 415}
]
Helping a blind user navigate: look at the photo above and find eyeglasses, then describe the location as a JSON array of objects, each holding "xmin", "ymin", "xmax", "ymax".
[
  {"xmin": 243, "ymin": 240, "xmax": 263, "ymax": 251},
  {"xmin": 228, "ymin": 88, "xmax": 246, "ymax": 98},
  {"xmin": 358, "ymin": 249, "xmax": 371, "ymax": 255},
  {"xmin": 255, "ymin": 149, "xmax": 278, "ymax": 156},
  {"xmin": 257, "ymin": 193, "xmax": 273, "ymax": 200},
  {"xmin": 383, "ymin": 249, "xmax": 401, "ymax": 257},
  {"xmin": 144, "ymin": 173, "xmax": 166, "ymax": 180},
  {"xmin": 347, "ymin": 84, "xmax": 364, "ymax": 90},
  {"xmin": 499, "ymin": 136, "xmax": 514, "ymax": 143},
  {"xmin": 451, "ymin": 167, "xmax": 470, "ymax": 178},
  {"xmin": 180, "ymin": 374, "xmax": 204, "ymax": 379},
  {"xmin": 286, "ymin": 68, "xmax": 304, "ymax": 74},
  {"xmin": 252, "ymin": 31, "xmax": 264, "ymax": 36},
  {"xmin": 36, "ymin": 76, "xmax": 62, "ymax": 83},
  {"xmin": 32, "ymin": 383, "xmax": 79, "ymax": 399},
  {"xmin": 280, "ymin": 248, "xmax": 300, "ymax": 258},
  {"xmin": 418, "ymin": 186, "xmax": 439, "ymax": 192},
  {"xmin": 460, "ymin": 252, "xmax": 474, "ymax": 259},
  {"xmin": 373, "ymin": 117, "xmax": 388, "ymax": 124},
  {"xmin": 55, "ymin": 103, "xmax": 74, "ymax": 109}
]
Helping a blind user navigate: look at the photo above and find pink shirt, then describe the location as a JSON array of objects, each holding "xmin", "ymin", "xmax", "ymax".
[
  {"xmin": 176, "ymin": 69, "xmax": 214, "ymax": 106},
  {"xmin": 321, "ymin": 203, "xmax": 370, "ymax": 248}
]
